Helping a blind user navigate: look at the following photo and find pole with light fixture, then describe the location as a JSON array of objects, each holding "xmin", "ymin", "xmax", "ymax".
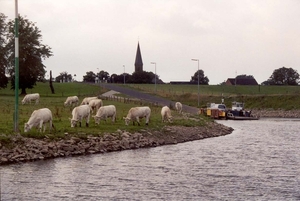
[
  {"xmin": 14, "ymin": 0, "xmax": 19, "ymax": 132},
  {"xmin": 191, "ymin": 59, "xmax": 200, "ymax": 107},
  {"xmin": 123, "ymin": 65, "xmax": 125, "ymax": 84},
  {"xmin": 150, "ymin": 62, "xmax": 156, "ymax": 93},
  {"xmin": 96, "ymin": 68, "xmax": 99, "ymax": 84}
]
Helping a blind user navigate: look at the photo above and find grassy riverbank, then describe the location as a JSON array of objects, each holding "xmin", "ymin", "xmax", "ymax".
[
  {"xmin": 0, "ymin": 82, "xmax": 210, "ymax": 142},
  {"xmin": 1, "ymin": 81, "xmax": 298, "ymax": 165},
  {"xmin": 1, "ymin": 82, "xmax": 299, "ymax": 141}
]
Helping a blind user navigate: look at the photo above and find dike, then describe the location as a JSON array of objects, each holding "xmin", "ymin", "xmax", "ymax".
[{"xmin": 0, "ymin": 121, "xmax": 233, "ymax": 166}]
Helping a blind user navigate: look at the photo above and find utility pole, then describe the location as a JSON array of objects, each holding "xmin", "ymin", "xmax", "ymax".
[
  {"xmin": 191, "ymin": 59, "xmax": 200, "ymax": 107},
  {"xmin": 14, "ymin": 0, "xmax": 19, "ymax": 132}
]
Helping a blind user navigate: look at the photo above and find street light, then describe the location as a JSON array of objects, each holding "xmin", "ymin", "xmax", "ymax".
[
  {"xmin": 191, "ymin": 59, "xmax": 200, "ymax": 107},
  {"xmin": 151, "ymin": 62, "xmax": 156, "ymax": 93},
  {"xmin": 123, "ymin": 65, "xmax": 125, "ymax": 84},
  {"xmin": 96, "ymin": 68, "xmax": 99, "ymax": 84}
]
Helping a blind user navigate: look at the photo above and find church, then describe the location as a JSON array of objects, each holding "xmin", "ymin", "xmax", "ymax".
[{"xmin": 134, "ymin": 42, "xmax": 143, "ymax": 72}]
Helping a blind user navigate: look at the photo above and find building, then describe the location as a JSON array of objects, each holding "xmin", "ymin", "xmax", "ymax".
[
  {"xmin": 134, "ymin": 42, "xmax": 143, "ymax": 72},
  {"xmin": 226, "ymin": 77, "xmax": 258, "ymax": 85}
]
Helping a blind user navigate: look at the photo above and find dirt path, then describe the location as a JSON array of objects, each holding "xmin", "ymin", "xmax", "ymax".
[{"xmin": 100, "ymin": 83, "xmax": 199, "ymax": 114}]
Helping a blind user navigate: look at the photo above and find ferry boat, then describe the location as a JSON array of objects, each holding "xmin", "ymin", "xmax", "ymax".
[{"xmin": 226, "ymin": 102, "xmax": 259, "ymax": 120}]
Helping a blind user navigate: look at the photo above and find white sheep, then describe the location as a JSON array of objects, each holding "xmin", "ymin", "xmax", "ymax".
[
  {"xmin": 92, "ymin": 105, "xmax": 116, "ymax": 124},
  {"xmin": 69, "ymin": 105, "xmax": 91, "ymax": 127},
  {"xmin": 64, "ymin": 96, "xmax": 79, "ymax": 107},
  {"xmin": 24, "ymin": 108, "xmax": 53, "ymax": 132},
  {"xmin": 80, "ymin": 96, "xmax": 98, "ymax": 105},
  {"xmin": 89, "ymin": 99, "xmax": 103, "ymax": 113},
  {"xmin": 175, "ymin": 102, "xmax": 182, "ymax": 113},
  {"xmin": 123, "ymin": 106, "xmax": 151, "ymax": 126},
  {"xmin": 161, "ymin": 106, "xmax": 173, "ymax": 123},
  {"xmin": 22, "ymin": 93, "xmax": 40, "ymax": 105}
]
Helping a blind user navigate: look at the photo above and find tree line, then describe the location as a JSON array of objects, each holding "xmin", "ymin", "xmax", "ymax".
[
  {"xmin": 79, "ymin": 69, "xmax": 209, "ymax": 85},
  {"xmin": 69, "ymin": 66, "xmax": 300, "ymax": 86}
]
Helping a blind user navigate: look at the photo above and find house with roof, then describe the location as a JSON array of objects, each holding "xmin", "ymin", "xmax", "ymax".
[{"xmin": 226, "ymin": 75, "xmax": 258, "ymax": 85}]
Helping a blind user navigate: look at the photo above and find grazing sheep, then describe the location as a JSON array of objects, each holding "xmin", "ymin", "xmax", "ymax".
[
  {"xmin": 89, "ymin": 99, "xmax": 103, "ymax": 113},
  {"xmin": 64, "ymin": 96, "xmax": 79, "ymax": 107},
  {"xmin": 161, "ymin": 106, "xmax": 173, "ymax": 123},
  {"xmin": 175, "ymin": 102, "xmax": 182, "ymax": 113},
  {"xmin": 69, "ymin": 105, "xmax": 91, "ymax": 127},
  {"xmin": 80, "ymin": 96, "xmax": 98, "ymax": 105},
  {"xmin": 92, "ymin": 105, "xmax": 116, "ymax": 124},
  {"xmin": 24, "ymin": 108, "xmax": 53, "ymax": 132},
  {"xmin": 22, "ymin": 93, "xmax": 40, "ymax": 105},
  {"xmin": 123, "ymin": 106, "xmax": 151, "ymax": 126}
]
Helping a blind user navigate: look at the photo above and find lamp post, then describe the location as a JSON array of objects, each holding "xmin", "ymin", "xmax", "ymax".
[
  {"xmin": 191, "ymin": 59, "xmax": 200, "ymax": 107},
  {"xmin": 14, "ymin": 0, "xmax": 19, "ymax": 132},
  {"xmin": 123, "ymin": 65, "xmax": 125, "ymax": 84},
  {"xmin": 151, "ymin": 62, "xmax": 156, "ymax": 93},
  {"xmin": 96, "ymin": 68, "xmax": 99, "ymax": 84}
]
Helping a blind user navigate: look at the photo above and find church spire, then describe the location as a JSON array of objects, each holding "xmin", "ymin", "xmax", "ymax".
[{"xmin": 134, "ymin": 42, "xmax": 143, "ymax": 72}]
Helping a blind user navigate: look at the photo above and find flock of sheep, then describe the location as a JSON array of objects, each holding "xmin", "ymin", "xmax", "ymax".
[{"xmin": 22, "ymin": 93, "xmax": 183, "ymax": 133}]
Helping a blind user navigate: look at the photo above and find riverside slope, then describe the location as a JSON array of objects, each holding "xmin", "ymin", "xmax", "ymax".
[{"xmin": 0, "ymin": 84, "xmax": 234, "ymax": 165}]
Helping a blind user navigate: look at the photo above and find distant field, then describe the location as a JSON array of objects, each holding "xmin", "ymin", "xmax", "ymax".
[
  {"xmin": 125, "ymin": 83, "xmax": 300, "ymax": 96},
  {"xmin": 123, "ymin": 83, "xmax": 300, "ymax": 109},
  {"xmin": 0, "ymin": 82, "xmax": 108, "ymax": 97}
]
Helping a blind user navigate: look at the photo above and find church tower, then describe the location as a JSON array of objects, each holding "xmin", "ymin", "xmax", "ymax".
[{"xmin": 134, "ymin": 42, "xmax": 143, "ymax": 72}]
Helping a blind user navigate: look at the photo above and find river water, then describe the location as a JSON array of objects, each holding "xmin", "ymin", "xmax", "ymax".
[{"xmin": 1, "ymin": 118, "xmax": 300, "ymax": 200}]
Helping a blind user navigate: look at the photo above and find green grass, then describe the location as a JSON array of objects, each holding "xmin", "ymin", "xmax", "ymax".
[
  {"xmin": 0, "ymin": 82, "xmax": 108, "ymax": 97},
  {"xmin": 0, "ymin": 82, "xmax": 207, "ymax": 143},
  {"xmin": 123, "ymin": 84, "xmax": 300, "ymax": 109},
  {"xmin": 125, "ymin": 84, "xmax": 300, "ymax": 96}
]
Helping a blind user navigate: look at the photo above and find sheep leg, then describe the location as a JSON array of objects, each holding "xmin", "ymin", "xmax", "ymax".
[
  {"xmin": 136, "ymin": 117, "xmax": 141, "ymax": 126},
  {"xmin": 39, "ymin": 120, "xmax": 44, "ymax": 132}
]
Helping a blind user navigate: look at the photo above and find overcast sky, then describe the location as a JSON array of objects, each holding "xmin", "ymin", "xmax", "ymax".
[{"xmin": 1, "ymin": 0, "xmax": 300, "ymax": 84}]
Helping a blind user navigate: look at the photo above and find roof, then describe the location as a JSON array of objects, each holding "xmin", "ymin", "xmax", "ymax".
[
  {"xmin": 134, "ymin": 42, "xmax": 143, "ymax": 72},
  {"xmin": 226, "ymin": 78, "xmax": 258, "ymax": 85}
]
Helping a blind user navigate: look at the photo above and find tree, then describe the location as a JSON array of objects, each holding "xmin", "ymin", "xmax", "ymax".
[
  {"xmin": 6, "ymin": 15, "xmax": 52, "ymax": 94},
  {"xmin": 49, "ymin": 70, "xmax": 55, "ymax": 94},
  {"xmin": 267, "ymin": 67, "xmax": 299, "ymax": 85},
  {"xmin": 97, "ymin": 70, "xmax": 109, "ymax": 82},
  {"xmin": 110, "ymin": 73, "xmax": 119, "ymax": 83},
  {"xmin": 55, "ymin": 71, "xmax": 72, "ymax": 82},
  {"xmin": 110, "ymin": 73, "xmax": 123, "ymax": 83},
  {"xmin": 0, "ymin": 13, "xmax": 8, "ymax": 89},
  {"xmin": 110, "ymin": 73, "xmax": 130, "ymax": 83},
  {"xmin": 190, "ymin": 70, "xmax": 209, "ymax": 85},
  {"xmin": 129, "ymin": 71, "xmax": 154, "ymax": 83},
  {"xmin": 83, "ymin": 71, "xmax": 96, "ymax": 82}
]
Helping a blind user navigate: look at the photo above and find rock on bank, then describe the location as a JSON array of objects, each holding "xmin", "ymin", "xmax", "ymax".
[{"xmin": 0, "ymin": 122, "xmax": 233, "ymax": 165}]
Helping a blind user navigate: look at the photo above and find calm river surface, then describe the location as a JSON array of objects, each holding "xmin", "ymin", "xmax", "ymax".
[{"xmin": 1, "ymin": 118, "xmax": 300, "ymax": 200}]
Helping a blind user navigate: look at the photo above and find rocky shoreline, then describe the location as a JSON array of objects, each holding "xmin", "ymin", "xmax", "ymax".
[
  {"xmin": 0, "ymin": 122, "xmax": 233, "ymax": 166},
  {"xmin": 251, "ymin": 109, "xmax": 300, "ymax": 118},
  {"xmin": 1, "ymin": 109, "xmax": 299, "ymax": 166}
]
